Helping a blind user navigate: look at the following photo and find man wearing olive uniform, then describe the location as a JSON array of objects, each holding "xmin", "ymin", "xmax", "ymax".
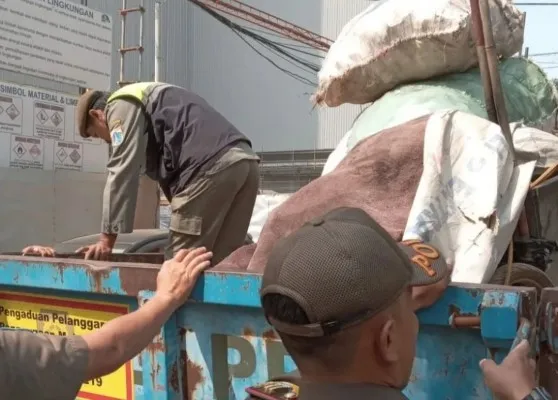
[
  {"xmin": 251, "ymin": 207, "xmax": 550, "ymax": 400},
  {"xmin": 75, "ymin": 83, "xmax": 260, "ymax": 262}
]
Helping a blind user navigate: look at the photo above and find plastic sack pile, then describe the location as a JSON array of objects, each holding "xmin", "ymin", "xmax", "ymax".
[
  {"xmin": 404, "ymin": 111, "xmax": 558, "ymax": 283},
  {"xmin": 321, "ymin": 57, "xmax": 558, "ymax": 168},
  {"xmin": 314, "ymin": 0, "xmax": 524, "ymax": 107}
]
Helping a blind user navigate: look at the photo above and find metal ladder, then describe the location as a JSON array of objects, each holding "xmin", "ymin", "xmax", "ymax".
[{"xmin": 118, "ymin": 0, "xmax": 145, "ymax": 87}]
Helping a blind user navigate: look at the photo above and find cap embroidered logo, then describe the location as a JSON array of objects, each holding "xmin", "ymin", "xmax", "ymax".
[{"xmin": 403, "ymin": 240, "xmax": 439, "ymax": 277}]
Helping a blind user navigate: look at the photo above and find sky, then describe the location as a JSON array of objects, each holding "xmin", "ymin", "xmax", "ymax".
[{"xmin": 516, "ymin": 1, "xmax": 558, "ymax": 77}]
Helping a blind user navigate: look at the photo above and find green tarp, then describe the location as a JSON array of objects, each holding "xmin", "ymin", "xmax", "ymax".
[{"xmin": 348, "ymin": 57, "xmax": 558, "ymax": 150}]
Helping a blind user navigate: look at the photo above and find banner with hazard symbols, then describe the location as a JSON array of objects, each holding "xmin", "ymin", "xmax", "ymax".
[{"xmin": 0, "ymin": 81, "xmax": 108, "ymax": 173}]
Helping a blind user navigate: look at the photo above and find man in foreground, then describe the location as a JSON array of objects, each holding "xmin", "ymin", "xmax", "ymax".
[
  {"xmin": 73, "ymin": 83, "xmax": 259, "ymax": 263},
  {"xmin": 1, "ymin": 247, "xmax": 212, "ymax": 400},
  {"xmin": 258, "ymin": 207, "xmax": 548, "ymax": 399}
]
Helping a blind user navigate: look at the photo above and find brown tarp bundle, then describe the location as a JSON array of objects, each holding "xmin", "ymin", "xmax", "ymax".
[{"xmin": 215, "ymin": 116, "xmax": 429, "ymax": 273}]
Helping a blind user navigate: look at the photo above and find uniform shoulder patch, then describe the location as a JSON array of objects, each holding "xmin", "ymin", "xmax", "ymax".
[
  {"xmin": 109, "ymin": 119, "xmax": 123, "ymax": 131},
  {"xmin": 111, "ymin": 128, "xmax": 124, "ymax": 147}
]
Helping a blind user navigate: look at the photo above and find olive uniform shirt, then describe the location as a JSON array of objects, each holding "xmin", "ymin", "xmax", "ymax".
[
  {"xmin": 101, "ymin": 91, "xmax": 259, "ymax": 236},
  {"xmin": 245, "ymin": 373, "xmax": 408, "ymax": 400},
  {"xmin": 102, "ymin": 100, "xmax": 148, "ymax": 235},
  {"xmin": 298, "ymin": 382, "xmax": 408, "ymax": 400},
  {"xmin": 0, "ymin": 329, "xmax": 88, "ymax": 400}
]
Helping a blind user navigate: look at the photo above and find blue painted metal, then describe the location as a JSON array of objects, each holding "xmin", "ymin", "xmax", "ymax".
[
  {"xmin": 137, "ymin": 291, "xmax": 182, "ymax": 400},
  {"xmin": 480, "ymin": 290, "xmax": 522, "ymax": 349},
  {"xmin": 0, "ymin": 257, "xmax": 543, "ymax": 400}
]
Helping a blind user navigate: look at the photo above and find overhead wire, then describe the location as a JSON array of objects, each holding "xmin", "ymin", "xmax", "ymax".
[
  {"xmin": 188, "ymin": 0, "xmax": 323, "ymax": 86},
  {"xmin": 240, "ymin": 25, "xmax": 326, "ymax": 52},
  {"xmin": 190, "ymin": 1, "xmax": 558, "ymax": 83}
]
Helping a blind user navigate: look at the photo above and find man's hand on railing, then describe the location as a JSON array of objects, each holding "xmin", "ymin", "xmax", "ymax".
[
  {"xmin": 412, "ymin": 263, "xmax": 453, "ymax": 311},
  {"xmin": 480, "ymin": 340, "xmax": 540, "ymax": 400},
  {"xmin": 21, "ymin": 246, "xmax": 56, "ymax": 257}
]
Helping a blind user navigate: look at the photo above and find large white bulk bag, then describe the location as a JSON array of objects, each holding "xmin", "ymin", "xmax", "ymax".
[{"xmin": 314, "ymin": 0, "xmax": 524, "ymax": 107}]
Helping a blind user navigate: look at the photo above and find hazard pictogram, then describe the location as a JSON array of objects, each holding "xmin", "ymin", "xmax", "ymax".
[
  {"xmin": 29, "ymin": 144, "xmax": 41, "ymax": 159},
  {"xmin": 6, "ymin": 104, "xmax": 20, "ymax": 120},
  {"xmin": 36, "ymin": 110, "xmax": 49, "ymax": 125},
  {"xmin": 50, "ymin": 112, "xmax": 62, "ymax": 127},
  {"xmin": 13, "ymin": 144, "xmax": 25, "ymax": 158},
  {"xmin": 69, "ymin": 149, "xmax": 81, "ymax": 164},
  {"xmin": 56, "ymin": 147, "xmax": 67, "ymax": 162}
]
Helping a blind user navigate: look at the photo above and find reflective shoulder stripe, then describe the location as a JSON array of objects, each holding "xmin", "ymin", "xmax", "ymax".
[{"xmin": 108, "ymin": 82, "xmax": 156, "ymax": 103}]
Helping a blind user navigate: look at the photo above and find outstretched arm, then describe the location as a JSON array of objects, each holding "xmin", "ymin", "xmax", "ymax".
[
  {"xmin": 80, "ymin": 99, "xmax": 148, "ymax": 260},
  {"xmin": 2, "ymin": 247, "xmax": 212, "ymax": 400}
]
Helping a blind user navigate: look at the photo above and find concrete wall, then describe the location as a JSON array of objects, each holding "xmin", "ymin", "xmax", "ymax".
[
  {"xmin": 0, "ymin": 168, "xmax": 106, "ymax": 251},
  {"xmin": 0, "ymin": 0, "xmax": 163, "ymax": 250}
]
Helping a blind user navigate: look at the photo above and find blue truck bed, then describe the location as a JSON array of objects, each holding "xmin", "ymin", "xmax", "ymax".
[{"xmin": 0, "ymin": 255, "xmax": 555, "ymax": 399}]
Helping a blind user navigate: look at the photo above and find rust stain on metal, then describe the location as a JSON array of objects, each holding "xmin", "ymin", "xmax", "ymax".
[
  {"xmin": 170, "ymin": 360, "xmax": 180, "ymax": 392},
  {"xmin": 487, "ymin": 291, "xmax": 506, "ymax": 306},
  {"xmin": 465, "ymin": 288, "xmax": 481, "ymax": 298},
  {"xmin": 262, "ymin": 329, "xmax": 278, "ymax": 340},
  {"xmin": 448, "ymin": 304, "xmax": 461, "ymax": 318},
  {"xmin": 119, "ymin": 265, "xmax": 159, "ymax": 295},
  {"xmin": 182, "ymin": 350, "xmax": 204, "ymax": 400},
  {"xmin": 448, "ymin": 304, "xmax": 480, "ymax": 328},
  {"xmin": 150, "ymin": 360, "xmax": 162, "ymax": 390},
  {"xmin": 452, "ymin": 315, "xmax": 481, "ymax": 328},
  {"xmin": 87, "ymin": 268, "xmax": 111, "ymax": 293},
  {"xmin": 146, "ymin": 341, "xmax": 166, "ymax": 353}
]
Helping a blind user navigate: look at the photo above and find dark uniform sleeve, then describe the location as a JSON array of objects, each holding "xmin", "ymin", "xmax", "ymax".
[
  {"xmin": 101, "ymin": 99, "xmax": 148, "ymax": 234},
  {"xmin": 0, "ymin": 330, "xmax": 89, "ymax": 400}
]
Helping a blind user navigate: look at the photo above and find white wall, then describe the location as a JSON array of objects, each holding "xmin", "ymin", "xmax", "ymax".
[{"xmin": 0, "ymin": 168, "xmax": 106, "ymax": 251}]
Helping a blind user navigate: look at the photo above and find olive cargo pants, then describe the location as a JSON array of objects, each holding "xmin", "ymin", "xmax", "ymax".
[{"xmin": 167, "ymin": 157, "xmax": 260, "ymax": 264}]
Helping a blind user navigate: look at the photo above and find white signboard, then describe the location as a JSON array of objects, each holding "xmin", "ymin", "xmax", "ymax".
[
  {"xmin": 54, "ymin": 140, "xmax": 83, "ymax": 171},
  {"xmin": 0, "ymin": 0, "xmax": 113, "ymax": 89},
  {"xmin": 0, "ymin": 94, "xmax": 23, "ymax": 134},
  {"xmin": 10, "ymin": 135, "xmax": 44, "ymax": 169},
  {"xmin": 0, "ymin": 81, "xmax": 108, "ymax": 173}
]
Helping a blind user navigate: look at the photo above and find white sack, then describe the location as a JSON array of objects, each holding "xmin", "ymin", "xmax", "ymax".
[
  {"xmin": 248, "ymin": 192, "xmax": 291, "ymax": 242},
  {"xmin": 315, "ymin": 0, "xmax": 524, "ymax": 107},
  {"xmin": 403, "ymin": 111, "xmax": 558, "ymax": 283}
]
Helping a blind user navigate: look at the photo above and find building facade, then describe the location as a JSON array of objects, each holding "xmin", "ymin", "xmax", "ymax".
[
  {"xmin": 2, "ymin": 0, "xmax": 370, "ymax": 152},
  {"xmin": 0, "ymin": 0, "xmax": 372, "ymax": 250}
]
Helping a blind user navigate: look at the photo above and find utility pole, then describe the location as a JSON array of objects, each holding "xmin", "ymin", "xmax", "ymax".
[
  {"xmin": 118, "ymin": 0, "xmax": 159, "ymax": 229},
  {"xmin": 154, "ymin": 0, "xmax": 163, "ymax": 82}
]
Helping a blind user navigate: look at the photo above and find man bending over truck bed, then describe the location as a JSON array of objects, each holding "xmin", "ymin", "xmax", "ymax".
[
  {"xmin": 1, "ymin": 247, "xmax": 212, "ymax": 400},
  {"xmin": 68, "ymin": 83, "xmax": 259, "ymax": 263}
]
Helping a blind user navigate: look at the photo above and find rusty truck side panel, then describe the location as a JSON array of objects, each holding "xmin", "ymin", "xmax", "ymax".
[{"xmin": 0, "ymin": 256, "xmax": 553, "ymax": 399}]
